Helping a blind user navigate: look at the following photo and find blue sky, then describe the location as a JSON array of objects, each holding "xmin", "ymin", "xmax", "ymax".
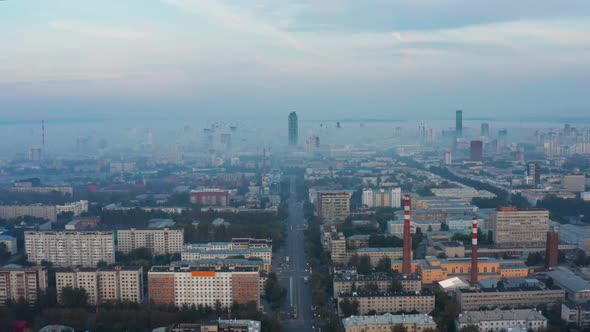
[{"xmin": 1, "ymin": 0, "xmax": 590, "ymax": 121}]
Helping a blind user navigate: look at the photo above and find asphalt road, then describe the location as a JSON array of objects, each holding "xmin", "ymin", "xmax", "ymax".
[{"xmin": 280, "ymin": 176, "xmax": 314, "ymax": 332}]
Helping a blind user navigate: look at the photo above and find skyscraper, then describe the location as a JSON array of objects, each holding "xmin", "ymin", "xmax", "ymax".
[
  {"xmin": 456, "ymin": 110, "xmax": 463, "ymax": 138},
  {"xmin": 481, "ymin": 123, "xmax": 489, "ymax": 137},
  {"xmin": 288, "ymin": 112, "xmax": 298, "ymax": 146}
]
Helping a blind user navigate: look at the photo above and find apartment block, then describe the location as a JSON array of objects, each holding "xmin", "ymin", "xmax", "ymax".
[
  {"xmin": 493, "ymin": 207, "xmax": 549, "ymax": 248},
  {"xmin": 456, "ymin": 309, "xmax": 548, "ymax": 332},
  {"xmin": 0, "ymin": 204, "xmax": 57, "ymax": 221},
  {"xmin": 457, "ymin": 284, "xmax": 564, "ymax": 311},
  {"xmin": 117, "ymin": 228, "xmax": 184, "ymax": 255},
  {"xmin": 182, "ymin": 243, "xmax": 271, "ymax": 271},
  {"xmin": 349, "ymin": 247, "xmax": 405, "ymax": 267},
  {"xmin": 0, "ymin": 266, "xmax": 48, "ymax": 304},
  {"xmin": 0, "ymin": 235, "xmax": 17, "ymax": 254},
  {"xmin": 563, "ymin": 174, "xmax": 586, "ymax": 193},
  {"xmin": 338, "ymin": 291, "xmax": 434, "ymax": 316},
  {"xmin": 316, "ymin": 191, "xmax": 352, "ymax": 221},
  {"xmin": 333, "ymin": 273, "xmax": 422, "ymax": 299},
  {"xmin": 25, "ymin": 231, "xmax": 115, "ymax": 267},
  {"xmin": 362, "ymin": 188, "xmax": 402, "ymax": 208},
  {"xmin": 55, "ymin": 266, "xmax": 143, "ymax": 305},
  {"xmin": 343, "ymin": 313, "xmax": 437, "ymax": 332},
  {"xmin": 148, "ymin": 265, "xmax": 261, "ymax": 308}
]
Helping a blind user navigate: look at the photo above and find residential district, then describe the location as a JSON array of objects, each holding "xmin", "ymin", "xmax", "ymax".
[{"xmin": 2, "ymin": 112, "xmax": 590, "ymax": 332}]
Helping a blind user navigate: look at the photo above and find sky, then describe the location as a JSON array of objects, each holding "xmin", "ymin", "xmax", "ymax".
[{"xmin": 1, "ymin": 0, "xmax": 590, "ymax": 122}]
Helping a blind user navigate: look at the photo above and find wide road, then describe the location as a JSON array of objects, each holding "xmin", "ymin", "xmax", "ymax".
[{"xmin": 281, "ymin": 176, "xmax": 314, "ymax": 332}]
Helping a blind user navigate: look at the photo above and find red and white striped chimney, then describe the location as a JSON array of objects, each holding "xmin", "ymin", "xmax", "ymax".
[
  {"xmin": 402, "ymin": 194, "xmax": 412, "ymax": 275},
  {"xmin": 470, "ymin": 217, "xmax": 478, "ymax": 283}
]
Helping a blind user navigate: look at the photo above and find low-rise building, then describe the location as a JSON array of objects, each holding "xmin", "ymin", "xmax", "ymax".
[
  {"xmin": 338, "ymin": 291, "xmax": 435, "ymax": 316},
  {"xmin": 349, "ymin": 247, "xmax": 406, "ymax": 267},
  {"xmin": 342, "ymin": 313, "xmax": 437, "ymax": 332},
  {"xmin": 181, "ymin": 245, "xmax": 271, "ymax": 271},
  {"xmin": 169, "ymin": 319, "xmax": 261, "ymax": 332},
  {"xmin": 56, "ymin": 266, "xmax": 143, "ymax": 305},
  {"xmin": 546, "ymin": 267, "xmax": 590, "ymax": 303},
  {"xmin": 333, "ymin": 273, "xmax": 422, "ymax": 299},
  {"xmin": 456, "ymin": 308, "xmax": 548, "ymax": 332},
  {"xmin": 457, "ymin": 281, "xmax": 565, "ymax": 311},
  {"xmin": 561, "ymin": 301, "xmax": 590, "ymax": 329},
  {"xmin": 0, "ymin": 265, "xmax": 48, "ymax": 304}
]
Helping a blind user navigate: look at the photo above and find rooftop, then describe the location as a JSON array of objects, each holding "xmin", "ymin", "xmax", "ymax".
[
  {"xmin": 343, "ymin": 313, "xmax": 436, "ymax": 328},
  {"xmin": 340, "ymin": 290, "xmax": 433, "ymax": 298},
  {"xmin": 457, "ymin": 308, "xmax": 547, "ymax": 324},
  {"xmin": 546, "ymin": 266, "xmax": 590, "ymax": 292}
]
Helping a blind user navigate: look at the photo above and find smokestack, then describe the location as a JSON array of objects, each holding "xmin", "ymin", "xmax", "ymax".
[
  {"xmin": 402, "ymin": 194, "xmax": 412, "ymax": 275},
  {"xmin": 471, "ymin": 217, "xmax": 478, "ymax": 283},
  {"xmin": 546, "ymin": 226, "xmax": 559, "ymax": 269}
]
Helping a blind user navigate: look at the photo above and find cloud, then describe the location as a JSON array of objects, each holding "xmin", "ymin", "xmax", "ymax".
[
  {"xmin": 160, "ymin": 0, "xmax": 315, "ymax": 53},
  {"xmin": 48, "ymin": 20, "xmax": 152, "ymax": 41}
]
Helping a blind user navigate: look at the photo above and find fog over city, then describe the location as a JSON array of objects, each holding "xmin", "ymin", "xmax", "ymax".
[{"xmin": 2, "ymin": 1, "xmax": 590, "ymax": 332}]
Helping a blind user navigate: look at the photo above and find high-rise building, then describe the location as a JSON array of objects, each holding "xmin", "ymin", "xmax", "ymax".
[
  {"xmin": 527, "ymin": 163, "xmax": 540, "ymax": 186},
  {"xmin": 148, "ymin": 265, "xmax": 261, "ymax": 308},
  {"xmin": 470, "ymin": 140, "xmax": 483, "ymax": 161},
  {"xmin": 189, "ymin": 189, "xmax": 229, "ymax": 206},
  {"xmin": 117, "ymin": 228, "xmax": 184, "ymax": 255},
  {"xmin": 444, "ymin": 150, "xmax": 452, "ymax": 165},
  {"xmin": 25, "ymin": 231, "xmax": 115, "ymax": 267},
  {"xmin": 316, "ymin": 191, "xmax": 352, "ymax": 221},
  {"xmin": 0, "ymin": 266, "xmax": 48, "ymax": 305},
  {"xmin": 481, "ymin": 123, "xmax": 490, "ymax": 137},
  {"xmin": 56, "ymin": 266, "xmax": 143, "ymax": 305},
  {"xmin": 492, "ymin": 207, "xmax": 549, "ymax": 248},
  {"xmin": 361, "ymin": 188, "xmax": 401, "ymax": 208},
  {"xmin": 456, "ymin": 110, "xmax": 463, "ymax": 138},
  {"xmin": 288, "ymin": 112, "xmax": 298, "ymax": 146}
]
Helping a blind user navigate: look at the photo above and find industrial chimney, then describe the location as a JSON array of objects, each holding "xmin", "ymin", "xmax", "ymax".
[
  {"xmin": 471, "ymin": 217, "xmax": 478, "ymax": 283},
  {"xmin": 546, "ymin": 226, "xmax": 559, "ymax": 269},
  {"xmin": 402, "ymin": 194, "xmax": 412, "ymax": 275}
]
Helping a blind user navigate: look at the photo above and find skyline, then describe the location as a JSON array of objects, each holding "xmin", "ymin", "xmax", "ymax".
[{"xmin": 1, "ymin": 1, "xmax": 590, "ymax": 120}]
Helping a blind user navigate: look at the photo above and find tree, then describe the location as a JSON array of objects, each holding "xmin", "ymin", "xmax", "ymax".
[
  {"xmin": 0, "ymin": 243, "xmax": 10, "ymax": 265},
  {"xmin": 545, "ymin": 277, "xmax": 554, "ymax": 288},
  {"xmin": 394, "ymin": 323, "xmax": 409, "ymax": 332},
  {"xmin": 437, "ymin": 253, "xmax": 448, "ymax": 259},
  {"xmin": 96, "ymin": 260, "xmax": 108, "ymax": 269},
  {"xmin": 389, "ymin": 277, "xmax": 403, "ymax": 292},
  {"xmin": 459, "ymin": 325, "xmax": 480, "ymax": 332},
  {"xmin": 496, "ymin": 280, "xmax": 505, "ymax": 291},
  {"xmin": 376, "ymin": 257, "xmax": 392, "ymax": 273},
  {"xmin": 357, "ymin": 255, "xmax": 372, "ymax": 274},
  {"xmin": 61, "ymin": 286, "xmax": 88, "ymax": 307},
  {"xmin": 339, "ymin": 298, "xmax": 359, "ymax": 317},
  {"xmin": 265, "ymin": 272, "xmax": 286, "ymax": 311},
  {"xmin": 361, "ymin": 282, "xmax": 379, "ymax": 293}
]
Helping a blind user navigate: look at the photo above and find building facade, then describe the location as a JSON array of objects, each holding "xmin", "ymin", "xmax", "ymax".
[
  {"xmin": 338, "ymin": 291, "xmax": 435, "ymax": 316},
  {"xmin": 117, "ymin": 228, "xmax": 184, "ymax": 255},
  {"xmin": 56, "ymin": 267, "xmax": 144, "ymax": 305},
  {"xmin": 456, "ymin": 309, "xmax": 547, "ymax": 332},
  {"xmin": 148, "ymin": 265, "xmax": 261, "ymax": 308},
  {"xmin": 25, "ymin": 231, "xmax": 115, "ymax": 267},
  {"xmin": 288, "ymin": 112, "xmax": 298, "ymax": 146},
  {"xmin": 563, "ymin": 174, "xmax": 586, "ymax": 193},
  {"xmin": 457, "ymin": 286, "xmax": 565, "ymax": 311},
  {"xmin": 316, "ymin": 191, "xmax": 352, "ymax": 221},
  {"xmin": 189, "ymin": 189, "xmax": 230, "ymax": 207},
  {"xmin": 0, "ymin": 266, "xmax": 48, "ymax": 304},
  {"xmin": 342, "ymin": 313, "xmax": 437, "ymax": 332},
  {"xmin": 493, "ymin": 207, "xmax": 550, "ymax": 248},
  {"xmin": 362, "ymin": 188, "xmax": 402, "ymax": 208},
  {"xmin": 333, "ymin": 273, "xmax": 422, "ymax": 299}
]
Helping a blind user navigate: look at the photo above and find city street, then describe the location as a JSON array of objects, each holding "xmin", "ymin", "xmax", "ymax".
[{"xmin": 279, "ymin": 176, "xmax": 314, "ymax": 332}]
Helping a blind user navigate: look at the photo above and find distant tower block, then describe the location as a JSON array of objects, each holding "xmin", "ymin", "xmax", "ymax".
[
  {"xmin": 471, "ymin": 217, "xmax": 478, "ymax": 282},
  {"xmin": 288, "ymin": 112, "xmax": 298, "ymax": 146},
  {"xmin": 456, "ymin": 110, "xmax": 463, "ymax": 138},
  {"xmin": 402, "ymin": 194, "xmax": 412, "ymax": 276}
]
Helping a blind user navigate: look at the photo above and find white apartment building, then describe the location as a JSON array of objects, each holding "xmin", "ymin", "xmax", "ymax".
[
  {"xmin": 56, "ymin": 266, "xmax": 143, "ymax": 305},
  {"xmin": 362, "ymin": 188, "xmax": 402, "ymax": 208},
  {"xmin": 0, "ymin": 266, "xmax": 48, "ymax": 304},
  {"xmin": 25, "ymin": 231, "xmax": 115, "ymax": 267},
  {"xmin": 117, "ymin": 228, "xmax": 184, "ymax": 255},
  {"xmin": 148, "ymin": 265, "xmax": 260, "ymax": 308},
  {"xmin": 493, "ymin": 208, "xmax": 549, "ymax": 248},
  {"xmin": 56, "ymin": 200, "xmax": 88, "ymax": 216}
]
